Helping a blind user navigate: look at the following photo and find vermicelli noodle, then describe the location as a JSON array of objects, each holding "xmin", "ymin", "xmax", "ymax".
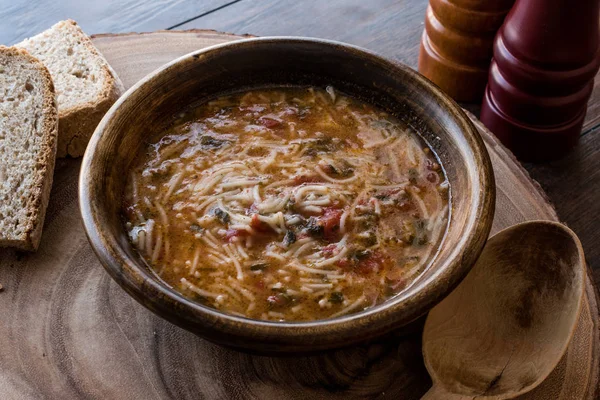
[{"xmin": 123, "ymin": 87, "xmax": 450, "ymax": 321}]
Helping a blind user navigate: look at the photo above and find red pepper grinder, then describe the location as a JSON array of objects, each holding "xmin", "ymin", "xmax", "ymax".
[{"xmin": 480, "ymin": 0, "xmax": 600, "ymax": 161}]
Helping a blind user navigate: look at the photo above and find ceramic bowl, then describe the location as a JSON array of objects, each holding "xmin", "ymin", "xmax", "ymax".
[{"xmin": 79, "ymin": 37, "xmax": 495, "ymax": 353}]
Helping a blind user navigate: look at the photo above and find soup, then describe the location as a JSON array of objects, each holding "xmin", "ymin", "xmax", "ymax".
[{"xmin": 123, "ymin": 87, "xmax": 450, "ymax": 321}]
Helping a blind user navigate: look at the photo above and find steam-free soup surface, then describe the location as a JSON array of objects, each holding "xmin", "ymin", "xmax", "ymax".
[{"xmin": 124, "ymin": 87, "xmax": 449, "ymax": 321}]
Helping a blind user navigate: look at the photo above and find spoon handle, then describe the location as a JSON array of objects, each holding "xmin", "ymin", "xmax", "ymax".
[{"xmin": 421, "ymin": 385, "xmax": 473, "ymax": 400}]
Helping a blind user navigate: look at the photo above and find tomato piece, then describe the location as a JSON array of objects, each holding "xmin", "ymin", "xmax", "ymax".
[
  {"xmin": 321, "ymin": 243, "xmax": 338, "ymax": 257},
  {"xmin": 250, "ymin": 214, "xmax": 273, "ymax": 233},
  {"xmin": 258, "ymin": 117, "xmax": 281, "ymax": 128},
  {"xmin": 426, "ymin": 172, "xmax": 439, "ymax": 183},
  {"xmin": 293, "ymin": 174, "xmax": 322, "ymax": 185},
  {"xmin": 357, "ymin": 251, "xmax": 386, "ymax": 275},
  {"xmin": 321, "ymin": 207, "xmax": 343, "ymax": 241},
  {"xmin": 336, "ymin": 258, "xmax": 353, "ymax": 270},
  {"xmin": 225, "ymin": 229, "xmax": 249, "ymax": 242}
]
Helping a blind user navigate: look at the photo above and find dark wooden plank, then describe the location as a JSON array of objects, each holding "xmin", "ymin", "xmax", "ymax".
[
  {"xmin": 178, "ymin": 0, "xmax": 600, "ymax": 133},
  {"xmin": 0, "ymin": 0, "xmax": 234, "ymax": 45},
  {"xmin": 524, "ymin": 128, "xmax": 600, "ymax": 283},
  {"xmin": 583, "ymin": 78, "xmax": 600, "ymax": 133},
  {"xmin": 178, "ymin": 0, "xmax": 427, "ymax": 67}
]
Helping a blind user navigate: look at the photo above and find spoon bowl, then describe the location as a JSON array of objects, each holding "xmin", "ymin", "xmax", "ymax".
[{"xmin": 422, "ymin": 221, "xmax": 586, "ymax": 399}]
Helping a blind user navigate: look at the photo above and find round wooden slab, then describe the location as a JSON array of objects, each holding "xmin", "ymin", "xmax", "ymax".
[{"xmin": 0, "ymin": 31, "xmax": 598, "ymax": 399}]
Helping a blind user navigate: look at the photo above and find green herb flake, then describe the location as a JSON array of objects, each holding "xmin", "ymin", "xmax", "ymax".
[
  {"xmin": 199, "ymin": 135, "xmax": 227, "ymax": 149},
  {"xmin": 250, "ymin": 263, "xmax": 268, "ymax": 271},
  {"xmin": 189, "ymin": 224, "xmax": 203, "ymax": 233},
  {"xmin": 358, "ymin": 233, "xmax": 378, "ymax": 247},
  {"xmin": 415, "ymin": 235, "xmax": 429, "ymax": 246},
  {"xmin": 354, "ymin": 249, "xmax": 371, "ymax": 260},
  {"xmin": 213, "ymin": 208, "xmax": 230, "ymax": 224},
  {"xmin": 283, "ymin": 230, "xmax": 297, "ymax": 247},
  {"xmin": 408, "ymin": 168, "xmax": 419, "ymax": 183},
  {"xmin": 305, "ymin": 217, "xmax": 324, "ymax": 237},
  {"xmin": 412, "ymin": 219, "xmax": 429, "ymax": 246},
  {"xmin": 305, "ymin": 137, "xmax": 337, "ymax": 156},
  {"xmin": 330, "ymin": 292, "xmax": 344, "ymax": 304}
]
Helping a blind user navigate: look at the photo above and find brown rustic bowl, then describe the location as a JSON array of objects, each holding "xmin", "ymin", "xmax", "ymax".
[{"xmin": 79, "ymin": 37, "xmax": 495, "ymax": 353}]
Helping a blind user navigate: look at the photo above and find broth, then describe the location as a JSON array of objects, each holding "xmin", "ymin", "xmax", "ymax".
[{"xmin": 123, "ymin": 86, "xmax": 450, "ymax": 321}]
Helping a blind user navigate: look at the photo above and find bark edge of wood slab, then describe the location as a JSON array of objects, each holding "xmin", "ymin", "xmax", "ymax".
[{"xmin": 79, "ymin": 36, "xmax": 495, "ymax": 352}]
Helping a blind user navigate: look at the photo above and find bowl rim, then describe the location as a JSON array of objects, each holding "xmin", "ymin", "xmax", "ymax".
[{"xmin": 79, "ymin": 36, "xmax": 495, "ymax": 348}]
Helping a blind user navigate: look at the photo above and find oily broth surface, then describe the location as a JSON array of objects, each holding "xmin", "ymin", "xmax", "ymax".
[{"xmin": 124, "ymin": 87, "xmax": 449, "ymax": 321}]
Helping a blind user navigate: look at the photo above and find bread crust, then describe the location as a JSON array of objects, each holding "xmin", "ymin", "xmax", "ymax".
[
  {"xmin": 0, "ymin": 46, "xmax": 58, "ymax": 251},
  {"xmin": 55, "ymin": 20, "xmax": 125, "ymax": 157},
  {"xmin": 18, "ymin": 20, "xmax": 125, "ymax": 158},
  {"xmin": 57, "ymin": 68, "xmax": 123, "ymax": 157}
]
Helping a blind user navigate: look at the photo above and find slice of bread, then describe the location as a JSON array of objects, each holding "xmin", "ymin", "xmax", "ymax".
[
  {"xmin": 16, "ymin": 20, "xmax": 124, "ymax": 158},
  {"xmin": 0, "ymin": 46, "xmax": 58, "ymax": 251}
]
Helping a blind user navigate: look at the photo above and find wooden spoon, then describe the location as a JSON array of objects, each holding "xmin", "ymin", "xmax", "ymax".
[{"xmin": 422, "ymin": 221, "xmax": 585, "ymax": 399}]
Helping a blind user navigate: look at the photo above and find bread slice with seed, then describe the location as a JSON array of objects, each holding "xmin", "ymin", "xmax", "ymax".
[
  {"xmin": 16, "ymin": 19, "xmax": 125, "ymax": 158},
  {"xmin": 0, "ymin": 46, "xmax": 58, "ymax": 251}
]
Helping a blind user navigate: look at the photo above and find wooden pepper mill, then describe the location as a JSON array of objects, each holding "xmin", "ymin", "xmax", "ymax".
[
  {"xmin": 418, "ymin": 0, "xmax": 515, "ymax": 102},
  {"xmin": 480, "ymin": 0, "xmax": 600, "ymax": 161}
]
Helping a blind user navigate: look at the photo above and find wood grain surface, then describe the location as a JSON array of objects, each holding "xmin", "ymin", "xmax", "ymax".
[
  {"xmin": 0, "ymin": 31, "xmax": 597, "ymax": 400},
  {"xmin": 524, "ymin": 131, "xmax": 600, "ymax": 286},
  {"xmin": 0, "ymin": 0, "xmax": 235, "ymax": 45}
]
